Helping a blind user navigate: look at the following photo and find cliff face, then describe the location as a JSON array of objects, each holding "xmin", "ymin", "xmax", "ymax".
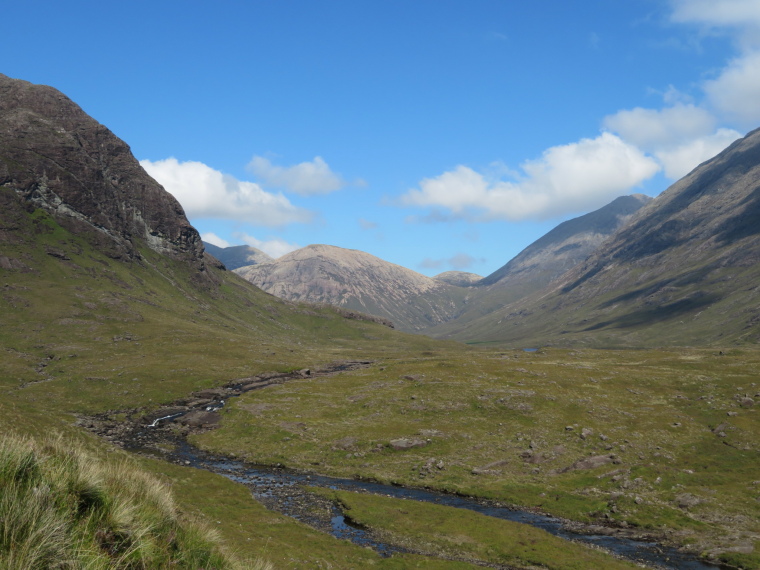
[{"xmin": 0, "ymin": 74, "xmax": 205, "ymax": 265}]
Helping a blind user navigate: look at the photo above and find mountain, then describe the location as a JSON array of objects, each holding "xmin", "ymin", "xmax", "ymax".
[
  {"xmin": 203, "ymin": 242, "xmax": 273, "ymax": 270},
  {"xmin": 234, "ymin": 244, "xmax": 472, "ymax": 332},
  {"xmin": 427, "ymin": 194, "xmax": 651, "ymax": 337},
  {"xmin": 433, "ymin": 271, "xmax": 483, "ymax": 287},
  {"xmin": 0, "ymin": 74, "xmax": 207, "ymax": 269},
  {"xmin": 437, "ymin": 127, "xmax": 760, "ymax": 347},
  {"xmin": 479, "ymin": 194, "xmax": 652, "ymax": 291}
]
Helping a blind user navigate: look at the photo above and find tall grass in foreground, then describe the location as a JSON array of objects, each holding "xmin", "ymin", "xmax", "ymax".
[{"xmin": 0, "ymin": 434, "xmax": 272, "ymax": 569}]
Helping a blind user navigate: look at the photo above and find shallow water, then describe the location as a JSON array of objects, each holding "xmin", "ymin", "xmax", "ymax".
[{"xmin": 171, "ymin": 442, "xmax": 722, "ymax": 569}]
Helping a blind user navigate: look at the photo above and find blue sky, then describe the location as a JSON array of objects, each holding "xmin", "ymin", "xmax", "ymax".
[{"xmin": 4, "ymin": 1, "xmax": 760, "ymax": 276}]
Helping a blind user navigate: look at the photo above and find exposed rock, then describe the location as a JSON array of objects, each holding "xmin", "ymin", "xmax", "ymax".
[
  {"xmin": 675, "ymin": 493, "xmax": 702, "ymax": 509},
  {"xmin": 179, "ymin": 410, "xmax": 221, "ymax": 427},
  {"xmin": 332, "ymin": 436, "xmax": 359, "ymax": 451},
  {"xmin": 389, "ymin": 438, "xmax": 428, "ymax": 450},
  {"xmin": 0, "ymin": 74, "xmax": 206, "ymax": 268},
  {"xmin": 472, "ymin": 459, "xmax": 509, "ymax": 475},
  {"xmin": 562, "ymin": 454, "xmax": 620, "ymax": 472}
]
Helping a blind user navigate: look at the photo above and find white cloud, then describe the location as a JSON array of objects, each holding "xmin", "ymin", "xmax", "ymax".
[
  {"xmin": 667, "ymin": 1, "xmax": 760, "ymax": 127},
  {"xmin": 402, "ymin": 133, "xmax": 659, "ymax": 221},
  {"xmin": 141, "ymin": 158, "xmax": 312, "ymax": 226},
  {"xmin": 703, "ymin": 51, "xmax": 760, "ymax": 125},
  {"xmin": 603, "ymin": 104, "xmax": 717, "ymax": 149},
  {"xmin": 654, "ymin": 128, "xmax": 744, "ymax": 178},
  {"xmin": 358, "ymin": 218, "xmax": 377, "ymax": 230},
  {"xmin": 670, "ymin": 0, "xmax": 760, "ymax": 34},
  {"xmin": 200, "ymin": 232, "xmax": 231, "ymax": 248},
  {"xmin": 603, "ymin": 105, "xmax": 742, "ymax": 179},
  {"xmin": 234, "ymin": 233, "xmax": 300, "ymax": 259},
  {"xmin": 247, "ymin": 156, "xmax": 346, "ymax": 196}
]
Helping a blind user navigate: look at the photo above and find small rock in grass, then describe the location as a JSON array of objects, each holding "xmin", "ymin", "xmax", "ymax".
[{"xmin": 389, "ymin": 438, "xmax": 427, "ymax": 450}]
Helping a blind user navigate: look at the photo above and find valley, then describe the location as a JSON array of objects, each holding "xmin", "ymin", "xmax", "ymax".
[{"xmin": 2, "ymin": 74, "xmax": 759, "ymax": 569}]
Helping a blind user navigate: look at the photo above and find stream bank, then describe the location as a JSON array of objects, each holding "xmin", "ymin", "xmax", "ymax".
[{"xmin": 80, "ymin": 361, "xmax": 726, "ymax": 569}]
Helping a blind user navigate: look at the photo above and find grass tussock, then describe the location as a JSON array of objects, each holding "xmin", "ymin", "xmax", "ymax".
[{"xmin": 0, "ymin": 433, "xmax": 270, "ymax": 570}]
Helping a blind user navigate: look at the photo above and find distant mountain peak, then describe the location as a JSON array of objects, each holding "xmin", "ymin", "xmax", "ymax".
[
  {"xmin": 234, "ymin": 244, "xmax": 471, "ymax": 332},
  {"xmin": 203, "ymin": 243, "xmax": 273, "ymax": 270},
  {"xmin": 433, "ymin": 271, "xmax": 483, "ymax": 287}
]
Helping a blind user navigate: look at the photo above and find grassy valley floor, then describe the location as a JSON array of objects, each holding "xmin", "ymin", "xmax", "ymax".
[{"xmin": 195, "ymin": 346, "xmax": 760, "ymax": 568}]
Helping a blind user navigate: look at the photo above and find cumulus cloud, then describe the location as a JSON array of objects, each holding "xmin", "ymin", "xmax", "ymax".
[
  {"xmin": 703, "ymin": 51, "xmax": 760, "ymax": 125},
  {"xmin": 200, "ymin": 232, "xmax": 231, "ymax": 248},
  {"xmin": 402, "ymin": 133, "xmax": 659, "ymax": 221},
  {"xmin": 603, "ymin": 104, "xmax": 717, "ymax": 149},
  {"xmin": 670, "ymin": 0, "xmax": 760, "ymax": 36},
  {"xmin": 247, "ymin": 156, "xmax": 347, "ymax": 195},
  {"xmin": 141, "ymin": 158, "xmax": 312, "ymax": 226},
  {"xmin": 668, "ymin": 0, "xmax": 760, "ymax": 127},
  {"xmin": 603, "ymin": 105, "xmax": 742, "ymax": 179},
  {"xmin": 234, "ymin": 233, "xmax": 300, "ymax": 259},
  {"xmin": 652, "ymin": 128, "xmax": 743, "ymax": 178},
  {"xmin": 419, "ymin": 258, "xmax": 443, "ymax": 269}
]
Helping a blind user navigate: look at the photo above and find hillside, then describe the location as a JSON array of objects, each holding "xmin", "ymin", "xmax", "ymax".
[
  {"xmin": 439, "ymin": 127, "xmax": 760, "ymax": 347},
  {"xmin": 203, "ymin": 242, "xmax": 273, "ymax": 270},
  {"xmin": 3, "ymin": 75, "xmax": 759, "ymax": 569},
  {"xmin": 427, "ymin": 194, "xmax": 651, "ymax": 338},
  {"xmin": 234, "ymin": 244, "xmax": 473, "ymax": 332}
]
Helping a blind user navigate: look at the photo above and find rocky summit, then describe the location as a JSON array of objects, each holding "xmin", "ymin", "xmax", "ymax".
[
  {"xmin": 0, "ymin": 74, "xmax": 206, "ymax": 267},
  {"xmin": 234, "ymin": 244, "xmax": 473, "ymax": 332}
]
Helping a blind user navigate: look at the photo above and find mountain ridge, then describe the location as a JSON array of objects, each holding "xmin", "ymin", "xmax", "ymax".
[{"xmin": 438, "ymin": 127, "xmax": 760, "ymax": 346}]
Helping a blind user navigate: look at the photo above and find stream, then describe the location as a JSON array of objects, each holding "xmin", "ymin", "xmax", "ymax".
[{"xmin": 87, "ymin": 361, "xmax": 726, "ymax": 569}]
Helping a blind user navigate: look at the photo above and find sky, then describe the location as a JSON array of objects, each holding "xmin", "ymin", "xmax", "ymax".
[{"xmin": 3, "ymin": 0, "xmax": 760, "ymax": 277}]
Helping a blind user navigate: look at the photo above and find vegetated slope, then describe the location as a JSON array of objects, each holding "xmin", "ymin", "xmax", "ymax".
[
  {"xmin": 444, "ymin": 127, "xmax": 760, "ymax": 347},
  {"xmin": 0, "ymin": 74, "xmax": 440, "ymax": 417},
  {"xmin": 427, "ymin": 194, "xmax": 651, "ymax": 338},
  {"xmin": 204, "ymin": 242, "xmax": 273, "ymax": 270},
  {"xmin": 0, "ymin": 74, "xmax": 460, "ymax": 568},
  {"xmin": 0, "ymin": 433, "xmax": 252, "ymax": 569},
  {"xmin": 234, "ymin": 244, "xmax": 474, "ymax": 332}
]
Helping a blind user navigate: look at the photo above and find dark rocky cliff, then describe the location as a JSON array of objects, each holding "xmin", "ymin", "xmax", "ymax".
[{"xmin": 0, "ymin": 74, "xmax": 206, "ymax": 267}]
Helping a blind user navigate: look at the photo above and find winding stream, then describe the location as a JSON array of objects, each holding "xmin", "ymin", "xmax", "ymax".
[
  {"xmin": 158, "ymin": 441, "xmax": 722, "ymax": 570},
  {"xmin": 95, "ymin": 361, "xmax": 724, "ymax": 569}
]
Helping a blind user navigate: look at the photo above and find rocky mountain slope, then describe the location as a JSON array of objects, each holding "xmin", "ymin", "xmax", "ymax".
[
  {"xmin": 234, "ymin": 244, "xmax": 472, "ymax": 332},
  {"xmin": 203, "ymin": 242, "xmax": 273, "ymax": 270},
  {"xmin": 480, "ymin": 194, "xmax": 651, "ymax": 291},
  {"xmin": 426, "ymin": 194, "xmax": 651, "ymax": 337},
  {"xmin": 0, "ymin": 74, "xmax": 207, "ymax": 269},
  {"xmin": 437, "ymin": 127, "xmax": 760, "ymax": 346}
]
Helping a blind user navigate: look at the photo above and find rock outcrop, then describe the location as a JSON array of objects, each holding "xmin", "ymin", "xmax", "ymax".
[{"xmin": 0, "ymin": 74, "xmax": 205, "ymax": 266}]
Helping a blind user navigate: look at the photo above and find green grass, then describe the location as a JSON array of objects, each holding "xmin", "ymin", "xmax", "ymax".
[
  {"xmin": 3, "ymin": 197, "xmax": 760, "ymax": 567},
  {"xmin": 314, "ymin": 488, "xmax": 639, "ymax": 569},
  {"xmin": 0, "ymin": 432, "xmax": 263, "ymax": 569},
  {"xmin": 197, "ymin": 347, "xmax": 760, "ymax": 565}
]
